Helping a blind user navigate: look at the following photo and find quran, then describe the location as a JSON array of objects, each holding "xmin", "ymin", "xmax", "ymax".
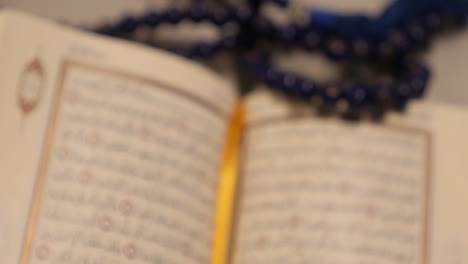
[{"xmin": 1, "ymin": 9, "xmax": 467, "ymax": 264}]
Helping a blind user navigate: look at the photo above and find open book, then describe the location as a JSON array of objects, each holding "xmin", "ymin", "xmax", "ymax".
[{"xmin": 1, "ymin": 9, "xmax": 467, "ymax": 264}]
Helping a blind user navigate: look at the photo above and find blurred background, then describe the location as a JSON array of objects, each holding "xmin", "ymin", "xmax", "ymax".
[{"xmin": 1, "ymin": 0, "xmax": 467, "ymax": 105}]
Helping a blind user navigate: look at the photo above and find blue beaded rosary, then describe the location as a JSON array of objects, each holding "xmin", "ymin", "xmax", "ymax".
[{"xmin": 92, "ymin": 0, "xmax": 467, "ymax": 120}]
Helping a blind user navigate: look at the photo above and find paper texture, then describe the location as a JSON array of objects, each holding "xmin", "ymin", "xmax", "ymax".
[
  {"xmin": 232, "ymin": 90, "xmax": 468, "ymax": 264},
  {"xmin": 0, "ymin": 9, "xmax": 236, "ymax": 264}
]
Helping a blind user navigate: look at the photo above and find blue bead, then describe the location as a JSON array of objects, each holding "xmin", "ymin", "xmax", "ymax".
[
  {"xmin": 144, "ymin": 11, "xmax": 162, "ymax": 26},
  {"xmin": 221, "ymin": 34, "xmax": 238, "ymax": 48},
  {"xmin": 352, "ymin": 38, "xmax": 371, "ymax": 57},
  {"xmin": 211, "ymin": 42, "xmax": 223, "ymax": 55},
  {"xmin": 303, "ymin": 31, "xmax": 321, "ymax": 49},
  {"xmin": 189, "ymin": 6, "xmax": 208, "ymax": 22},
  {"xmin": 245, "ymin": 57, "xmax": 269, "ymax": 76},
  {"xmin": 410, "ymin": 64, "xmax": 431, "ymax": 82},
  {"xmin": 375, "ymin": 83, "xmax": 393, "ymax": 101},
  {"xmin": 377, "ymin": 41, "xmax": 395, "ymax": 57},
  {"xmin": 265, "ymin": 67, "xmax": 281, "ymax": 87},
  {"xmin": 194, "ymin": 43, "xmax": 214, "ymax": 58},
  {"xmin": 406, "ymin": 22, "xmax": 428, "ymax": 44},
  {"xmin": 233, "ymin": 6, "xmax": 252, "ymax": 24},
  {"xmin": 167, "ymin": 7, "xmax": 184, "ymax": 23},
  {"xmin": 394, "ymin": 82, "xmax": 412, "ymax": 99},
  {"xmin": 168, "ymin": 45, "xmax": 189, "ymax": 57},
  {"xmin": 298, "ymin": 80, "xmax": 318, "ymax": 101},
  {"xmin": 424, "ymin": 13, "xmax": 442, "ymax": 32},
  {"xmin": 96, "ymin": 24, "xmax": 117, "ymax": 36},
  {"xmin": 118, "ymin": 16, "xmax": 139, "ymax": 33},
  {"xmin": 212, "ymin": 9, "xmax": 229, "ymax": 26},
  {"xmin": 322, "ymin": 84, "xmax": 343, "ymax": 103},
  {"xmin": 280, "ymin": 73, "xmax": 298, "ymax": 96},
  {"xmin": 324, "ymin": 39, "xmax": 348, "ymax": 60},
  {"xmin": 255, "ymin": 17, "xmax": 272, "ymax": 34},
  {"xmin": 279, "ymin": 25, "xmax": 298, "ymax": 42},
  {"xmin": 409, "ymin": 77, "xmax": 427, "ymax": 98},
  {"xmin": 347, "ymin": 85, "xmax": 370, "ymax": 106},
  {"xmin": 387, "ymin": 29, "xmax": 410, "ymax": 51}
]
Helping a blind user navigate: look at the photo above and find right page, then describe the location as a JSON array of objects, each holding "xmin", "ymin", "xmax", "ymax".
[{"xmin": 232, "ymin": 89, "xmax": 468, "ymax": 264}]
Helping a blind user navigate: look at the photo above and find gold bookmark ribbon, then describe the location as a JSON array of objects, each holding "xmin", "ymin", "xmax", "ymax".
[{"xmin": 211, "ymin": 101, "xmax": 245, "ymax": 264}]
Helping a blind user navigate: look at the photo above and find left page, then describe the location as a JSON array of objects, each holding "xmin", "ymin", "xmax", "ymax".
[{"xmin": 0, "ymin": 9, "xmax": 236, "ymax": 264}]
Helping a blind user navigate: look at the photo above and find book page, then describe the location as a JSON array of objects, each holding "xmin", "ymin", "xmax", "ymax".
[
  {"xmin": 0, "ymin": 9, "xmax": 236, "ymax": 264},
  {"xmin": 232, "ymin": 90, "xmax": 468, "ymax": 264}
]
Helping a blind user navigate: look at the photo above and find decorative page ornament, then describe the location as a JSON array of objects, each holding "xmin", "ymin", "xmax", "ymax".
[{"xmin": 17, "ymin": 57, "xmax": 45, "ymax": 117}]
